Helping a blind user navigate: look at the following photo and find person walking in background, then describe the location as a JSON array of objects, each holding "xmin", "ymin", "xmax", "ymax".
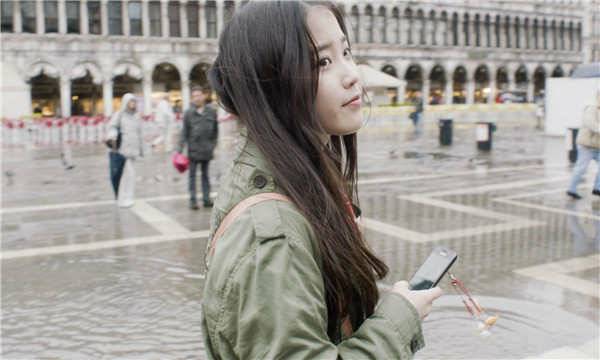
[
  {"xmin": 153, "ymin": 93, "xmax": 175, "ymax": 151},
  {"xmin": 107, "ymin": 93, "xmax": 144, "ymax": 208},
  {"xmin": 177, "ymin": 86, "xmax": 218, "ymax": 210},
  {"xmin": 410, "ymin": 90, "xmax": 424, "ymax": 134},
  {"xmin": 567, "ymin": 88, "xmax": 600, "ymax": 200}
]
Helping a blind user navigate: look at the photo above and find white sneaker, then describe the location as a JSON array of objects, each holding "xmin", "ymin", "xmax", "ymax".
[{"xmin": 118, "ymin": 201, "xmax": 134, "ymax": 208}]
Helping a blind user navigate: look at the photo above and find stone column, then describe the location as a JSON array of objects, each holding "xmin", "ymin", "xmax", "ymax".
[
  {"xmin": 142, "ymin": 0, "xmax": 149, "ymax": 36},
  {"xmin": 526, "ymin": 80, "xmax": 534, "ymax": 103},
  {"xmin": 58, "ymin": 0, "xmax": 67, "ymax": 33},
  {"xmin": 101, "ymin": 0, "xmax": 108, "ymax": 35},
  {"xmin": 216, "ymin": 0, "xmax": 224, "ymax": 38},
  {"xmin": 161, "ymin": 0, "xmax": 168, "ymax": 37},
  {"xmin": 81, "ymin": 0, "xmax": 89, "ymax": 34},
  {"xmin": 103, "ymin": 78, "xmax": 114, "ymax": 116},
  {"xmin": 199, "ymin": 0, "xmax": 205, "ymax": 38},
  {"xmin": 360, "ymin": 5, "xmax": 368, "ymax": 44},
  {"xmin": 123, "ymin": 0, "xmax": 130, "ymax": 36},
  {"xmin": 445, "ymin": 79, "xmax": 453, "ymax": 104},
  {"xmin": 422, "ymin": 15, "xmax": 430, "ymax": 46},
  {"xmin": 422, "ymin": 79, "xmax": 431, "ymax": 105},
  {"xmin": 466, "ymin": 78, "xmax": 475, "ymax": 104},
  {"xmin": 398, "ymin": 83, "xmax": 406, "ymax": 103},
  {"xmin": 180, "ymin": 0, "xmax": 188, "ymax": 37},
  {"xmin": 36, "ymin": 0, "xmax": 45, "ymax": 34},
  {"xmin": 142, "ymin": 72, "xmax": 153, "ymax": 115},
  {"xmin": 468, "ymin": 17, "xmax": 476, "ymax": 47},
  {"xmin": 60, "ymin": 76, "xmax": 72, "ymax": 117},
  {"xmin": 488, "ymin": 78, "xmax": 496, "ymax": 103},
  {"xmin": 507, "ymin": 72, "xmax": 515, "ymax": 91},
  {"xmin": 182, "ymin": 79, "xmax": 191, "ymax": 112},
  {"xmin": 13, "ymin": 0, "xmax": 22, "ymax": 33},
  {"xmin": 458, "ymin": 15, "xmax": 465, "ymax": 46}
]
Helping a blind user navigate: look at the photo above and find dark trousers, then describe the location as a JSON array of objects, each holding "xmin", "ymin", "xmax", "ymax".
[{"xmin": 189, "ymin": 160, "xmax": 211, "ymax": 204}]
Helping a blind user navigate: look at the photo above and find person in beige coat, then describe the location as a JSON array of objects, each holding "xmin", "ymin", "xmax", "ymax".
[{"xmin": 567, "ymin": 89, "xmax": 600, "ymax": 199}]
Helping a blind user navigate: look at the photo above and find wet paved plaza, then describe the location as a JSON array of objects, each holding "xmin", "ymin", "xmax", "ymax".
[{"xmin": 2, "ymin": 117, "xmax": 599, "ymax": 359}]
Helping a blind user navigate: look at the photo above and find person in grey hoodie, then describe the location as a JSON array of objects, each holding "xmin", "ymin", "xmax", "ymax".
[
  {"xmin": 177, "ymin": 86, "xmax": 218, "ymax": 209},
  {"xmin": 567, "ymin": 87, "xmax": 600, "ymax": 199},
  {"xmin": 107, "ymin": 93, "xmax": 144, "ymax": 208}
]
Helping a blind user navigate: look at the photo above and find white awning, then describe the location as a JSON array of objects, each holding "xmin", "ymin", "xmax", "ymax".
[{"xmin": 358, "ymin": 64, "xmax": 405, "ymax": 89}]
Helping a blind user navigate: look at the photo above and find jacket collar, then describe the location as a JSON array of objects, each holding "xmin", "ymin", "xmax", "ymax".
[{"xmin": 235, "ymin": 126, "xmax": 274, "ymax": 178}]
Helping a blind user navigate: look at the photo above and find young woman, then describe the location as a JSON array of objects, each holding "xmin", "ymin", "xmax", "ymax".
[
  {"xmin": 107, "ymin": 93, "xmax": 144, "ymax": 208},
  {"xmin": 202, "ymin": 2, "xmax": 442, "ymax": 358}
]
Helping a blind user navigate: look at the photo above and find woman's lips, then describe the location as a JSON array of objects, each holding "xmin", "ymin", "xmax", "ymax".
[{"xmin": 343, "ymin": 95, "xmax": 361, "ymax": 107}]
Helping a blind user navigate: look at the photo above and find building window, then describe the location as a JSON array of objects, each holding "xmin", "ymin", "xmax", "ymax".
[
  {"xmin": 451, "ymin": 13, "xmax": 458, "ymax": 46},
  {"xmin": 494, "ymin": 15, "xmax": 500, "ymax": 48},
  {"xmin": 187, "ymin": 1, "xmax": 199, "ymax": 37},
  {"xmin": 108, "ymin": 1, "xmax": 123, "ymax": 35},
  {"xmin": 542, "ymin": 19, "xmax": 548, "ymax": 50},
  {"xmin": 365, "ymin": 6, "xmax": 373, "ymax": 43},
  {"xmin": 484, "ymin": 15, "xmax": 491, "ymax": 47},
  {"xmin": 206, "ymin": 1, "xmax": 217, "ymax": 38},
  {"xmin": 505, "ymin": 16, "xmax": 511, "ymax": 48},
  {"xmin": 533, "ymin": 19, "xmax": 539, "ymax": 50},
  {"xmin": 224, "ymin": 0, "xmax": 235, "ymax": 24},
  {"xmin": 475, "ymin": 14, "xmax": 481, "ymax": 47},
  {"xmin": 1, "ymin": 1, "xmax": 13, "ymax": 33},
  {"xmin": 168, "ymin": 1, "xmax": 180, "ymax": 37},
  {"xmin": 351, "ymin": 6, "xmax": 359, "ymax": 43},
  {"xmin": 514, "ymin": 18, "xmax": 520, "ymax": 48},
  {"xmin": 149, "ymin": 1, "xmax": 161, "ymax": 36},
  {"xmin": 45, "ymin": 1, "xmax": 59, "ymax": 33},
  {"xmin": 88, "ymin": 1, "xmax": 101, "ymax": 34},
  {"xmin": 21, "ymin": 1, "xmax": 36, "ymax": 33},
  {"xmin": 463, "ymin": 14, "xmax": 469, "ymax": 46},
  {"xmin": 128, "ymin": 1, "xmax": 142, "ymax": 36},
  {"xmin": 66, "ymin": 1, "xmax": 80, "ymax": 34}
]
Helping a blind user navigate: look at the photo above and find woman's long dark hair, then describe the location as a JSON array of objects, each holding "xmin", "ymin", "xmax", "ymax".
[{"xmin": 208, "ymin": 1, "xmax": 388, "ymax": 341}]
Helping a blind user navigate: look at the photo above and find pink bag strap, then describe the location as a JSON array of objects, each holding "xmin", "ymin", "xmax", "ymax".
[{"xmin": 208, "ymin": 192, "xmax": 292, "ymax": 258}]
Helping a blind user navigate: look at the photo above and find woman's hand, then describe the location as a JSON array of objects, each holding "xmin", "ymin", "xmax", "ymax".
[{"xmin": 391, "ymin": 281, "xmax": 443, "ymax": 319}]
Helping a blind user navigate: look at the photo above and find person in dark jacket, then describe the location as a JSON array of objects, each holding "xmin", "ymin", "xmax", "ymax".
[{"xmin": 177, "ymin": 86, "xmax": 218, "ymax": 209}]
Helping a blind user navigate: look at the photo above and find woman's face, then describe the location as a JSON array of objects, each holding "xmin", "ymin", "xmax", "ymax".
[
  {"xmin": 306, "ymin": 6, "xmax": 362, "ymax": 137},
  {"xmin": 127, "ymin": 99, "xmax": 136, "ymax": 111}
]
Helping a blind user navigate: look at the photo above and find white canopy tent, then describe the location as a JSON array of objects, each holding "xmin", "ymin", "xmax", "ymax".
[{"xmin": 357, "ymin": 64, "xmax": 405, "ymax": 105}]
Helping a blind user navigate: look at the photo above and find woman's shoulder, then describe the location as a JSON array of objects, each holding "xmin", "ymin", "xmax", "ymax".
[{"xmin": 212, "ymin": 194, "xmax": 317, "ymax": 263}]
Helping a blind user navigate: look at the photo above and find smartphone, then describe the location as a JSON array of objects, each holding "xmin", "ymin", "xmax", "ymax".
[{"xmin": 409, "ymin": 246, "xmax": 458, "ymax": 290}]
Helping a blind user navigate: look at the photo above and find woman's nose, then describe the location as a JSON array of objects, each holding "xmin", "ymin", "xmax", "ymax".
[{"xmin": 341, "ymin": 63, "xmax": 360, "ymax": 90}]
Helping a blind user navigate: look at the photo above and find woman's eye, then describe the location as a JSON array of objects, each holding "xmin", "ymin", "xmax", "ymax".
[
  {"xmin": 319, "ymin": 57, "xmax": 332, "ymax": 68},
  {"xmin": 344, "ymin": 48, "xmax": 353, "ymax": 57}
]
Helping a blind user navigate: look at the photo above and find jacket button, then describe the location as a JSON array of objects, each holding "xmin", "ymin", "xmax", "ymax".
[{"xmin": 253, "ymin": 175, "xmax": 268, "ymax": 189}]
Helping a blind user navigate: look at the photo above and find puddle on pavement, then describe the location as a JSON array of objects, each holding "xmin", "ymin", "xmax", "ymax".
[
  {"xmin": 403, "ymin": 151, "xmax": 456, "ymax": 160},
  {"xmin": 416, "ymin": 295, "xmax": 598, "ymax": 359}
]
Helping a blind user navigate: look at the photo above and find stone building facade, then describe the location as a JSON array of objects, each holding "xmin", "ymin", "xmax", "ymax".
[{"xmin": 0, "ymin": 0, "xmax": 597, "ymax": 119}]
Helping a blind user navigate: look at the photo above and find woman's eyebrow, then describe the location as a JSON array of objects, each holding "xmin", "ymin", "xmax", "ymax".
[{"xmin": 317, "ymin": 35, "xmax": 347, "ymax": 52}]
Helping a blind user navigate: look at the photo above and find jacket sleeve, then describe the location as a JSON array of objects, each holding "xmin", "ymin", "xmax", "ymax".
[
  {"xmin": 107, "ymin": 111, "xmax": 120, "ymax": 140},
  {"xmin": 177, "ymin": 112, "xmax": 188, "ymax": 154},
  {"xmin": 214, "ymin": 233, "xmax": 425, "ymax": 359},
  {"xmin": 211, "ymin": 109, "xmax": 219, "ymax": 142},
  {"xmin": 137, "ymin": 116, "xmax": 144, "ymax": 157}
]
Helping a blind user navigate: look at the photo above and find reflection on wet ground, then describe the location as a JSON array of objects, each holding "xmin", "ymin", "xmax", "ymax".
[{"xmin": 2, "ymin": 119, "xmax": 599, "ymax": 358}]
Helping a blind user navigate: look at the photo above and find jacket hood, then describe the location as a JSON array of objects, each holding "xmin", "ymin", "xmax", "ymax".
[{"xmin": 120, "ymin": 93, "xmax": 136, "ymax": 113}]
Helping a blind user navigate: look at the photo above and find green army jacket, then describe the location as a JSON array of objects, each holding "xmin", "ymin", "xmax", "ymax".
[{"xmin": 201, "ymin": 128, "xmax": 425, "ymax": 359}]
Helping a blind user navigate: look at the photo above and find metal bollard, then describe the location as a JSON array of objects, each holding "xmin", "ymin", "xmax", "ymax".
[
  {"xmin": 476, "ymin": 121, "xmax": 496, "ymax": 151},
  {"xmin": 567, "ymin": 128, "xmax": 579, "ymax": 164},
  {"xmin": 439, "ymin": 118, "xmax": 453, "ymax": 146}
]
